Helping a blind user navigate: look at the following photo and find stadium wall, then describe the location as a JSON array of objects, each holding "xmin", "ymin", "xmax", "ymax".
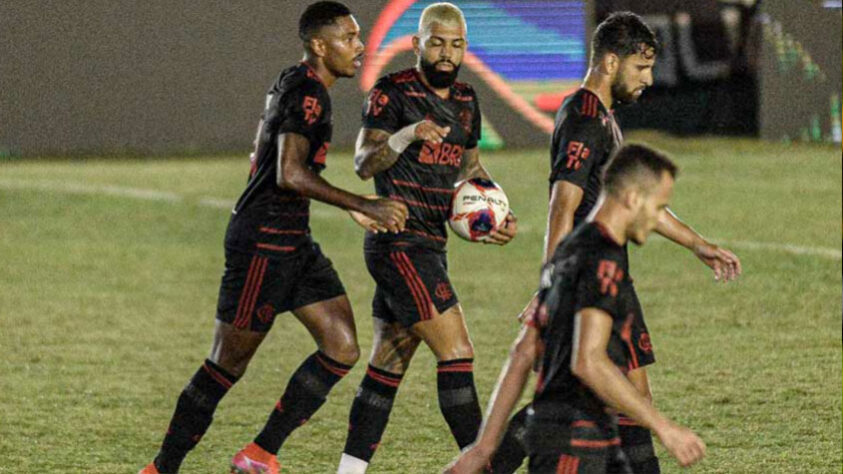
[{"xmin": 0, "ymin": 0, "xmax": 586, "ymax": 157}]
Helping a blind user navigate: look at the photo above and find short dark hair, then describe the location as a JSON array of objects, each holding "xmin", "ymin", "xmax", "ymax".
[
  {"xmin": 299, "ymin": 1, "xmax": 352, "ymax": 42},
  {"xmin": 603, "ymin": 143, "xmax": 678, "ymax": 196},
  {"xmin": 591, "ymin": 12, "xmax": 658, "ymax": 62}
]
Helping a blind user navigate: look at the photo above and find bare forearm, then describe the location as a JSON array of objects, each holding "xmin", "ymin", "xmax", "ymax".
[
  {"xmin": 543, "ymin": 208, "xmax": 574, "ymax": 264},
  {"xmin": 355, "ymin": 142, "xmax": 400, "ymax": 180},
  {"xmin": 281, "ymin": 169, "xmax": 368, "ymax": 212},
  {"xmin": 458, "ymin": 159, "xmax": 492, "ymax": 181},
  {"xmin": 576, "ymin": 357, "xmax": 666, "ymax": 431},
  {"xmin": 475, "ymin": 350, "xmax": 533, "ymax": 452},
  {"xmin": 656, "ymin": 208, "xmax": 705, "ymax": 250}
]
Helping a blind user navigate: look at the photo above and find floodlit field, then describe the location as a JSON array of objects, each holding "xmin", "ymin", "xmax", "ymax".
[{"xmin": 1, "ymin": 133, "xmax": 840, "ymax": 473}]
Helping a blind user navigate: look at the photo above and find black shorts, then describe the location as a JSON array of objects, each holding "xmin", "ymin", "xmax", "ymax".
[
  {"xmin": 365, "ymin": 246, "xmax": 458, "ymax": 328},
  {"xmin": 528, "ymin": 445, "xmax": 631, "ymax": 474},
  {"xmin": 627, "ymin": 285, "xmax": 655, "ymax": 369},
  {"xmin": 525, "ymin": 414, "xmax": 631, "ymax": 474},
  {"xmin": 215, "ymin": 243, "xmax": 346, "ymax": 332}
]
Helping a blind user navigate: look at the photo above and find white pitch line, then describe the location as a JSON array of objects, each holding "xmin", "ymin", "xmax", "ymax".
[
  {"xmin": 712, "ymin": 239, "xmax": 841, "ymax": 260},
  {"xmin": 1, "ymin": 179, "xmax": 839, "ymax": 259},
  {"xmin": 0, "ymin": 178, "xmax": 183, "ymax": 202}
]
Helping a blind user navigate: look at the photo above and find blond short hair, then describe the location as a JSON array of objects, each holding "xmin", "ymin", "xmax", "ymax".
[{"xmin": 418, "ymin": 2, "xmax": 467, "ymax": 34}]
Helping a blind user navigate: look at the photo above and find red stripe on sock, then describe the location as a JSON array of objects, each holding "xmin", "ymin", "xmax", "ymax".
[
  {"xmin": 366, "ymin": 367, "xmax": 401, "ymax": 388},
  {"xmin": 437, "ymin": 363, "xmax": 474, "ymax": 373},
  {"xmin": 203, "ymin": 362, "xmax": 233, "ymax": 389},
  {"xmin": 315, "ymin": 353, "xmax": 350, "ymax": 377}
]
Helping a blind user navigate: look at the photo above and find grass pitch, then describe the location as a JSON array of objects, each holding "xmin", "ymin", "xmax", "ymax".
[{"xmin": 0, "ymin": 133, "xmax": 840, "ymax": 473}]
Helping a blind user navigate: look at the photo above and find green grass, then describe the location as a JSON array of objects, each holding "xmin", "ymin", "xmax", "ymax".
[{"xmin": 0, "ymin": 133, "xmax": 840, "ymax": 473}]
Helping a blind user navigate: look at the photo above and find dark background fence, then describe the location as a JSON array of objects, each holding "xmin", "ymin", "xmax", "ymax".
[{"xmin": 2, "ymin": 1, "xmax": 839, "ymax": 157}]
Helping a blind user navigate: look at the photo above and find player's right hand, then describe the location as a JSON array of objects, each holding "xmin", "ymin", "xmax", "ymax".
[
  {"xmin": 364, "ymin": 197, "xmax": 408, "ymax": 234},
  {"xmin": 655, "ymin": 422, "xmax": 706, "ymax": 467},
  {"xmin": 414, "ymin": 120, "xmax": 450, "ymax": 144}
]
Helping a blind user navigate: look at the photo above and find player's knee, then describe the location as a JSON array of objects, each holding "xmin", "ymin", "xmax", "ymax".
[
  {"xmin": 322, "ymin": 331, "xmax": 360, "ymax": 366},
  {"xmin": 440, "ymin": 340, "xmax": 474, "ymax": 361}
]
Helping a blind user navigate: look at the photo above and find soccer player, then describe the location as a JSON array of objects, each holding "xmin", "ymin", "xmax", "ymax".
[
  {"xmin": 138, "ymin": 3, "xmax": 408, "ymax": 473},
  {"xmin": 447, "ymin": 144, "xmax": 707, "ymax": 474},
  {"xmin": 335, "ymin": 4, "xmax": 517, "ymax": 473},
  {"xmin": 485, "ymin": 12, "xmax": 742, "ymax": 474}
]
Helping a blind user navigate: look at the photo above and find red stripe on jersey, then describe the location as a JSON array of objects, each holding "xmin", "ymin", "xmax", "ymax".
[
  {"xmin": 406, "ymin": 229, "xmax": 447, "ymax": 243},
  {"xmin": 391, "ymin": 179, "xmax": 455, "ymax": 194},
  {"xmin": 398, "ymin": 252, "xmax": 435, "ymax": 320},
  {"xmin": 570, "ymin": 437, "xmax": 620, "ymax": 449},
  {"xmin": 389, "ymin": 194, "xmax": 450, "ymax": 211},
  {"xmin": 390, "ymin": 252, "xmax": 430, "ymax": 321},
  {"xmin": 258, "ymin": 227, "xmax": 307, "ymax": 235},
  {"xmin": 570, "ymin": 420, "xmax": 597, "ymax": 428},
  {"xmin": 256, "ymin": 243, "xmax": 297, "ymax": 252},
  {"xmin": 617, "ymin": 416, "xmax": 639, "ymax": 426}
]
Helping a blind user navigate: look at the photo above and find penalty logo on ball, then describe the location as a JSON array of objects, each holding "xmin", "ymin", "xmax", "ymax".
[{"xmin": 449, "ymin": 178, "xmax": 509, "ymax": 242}]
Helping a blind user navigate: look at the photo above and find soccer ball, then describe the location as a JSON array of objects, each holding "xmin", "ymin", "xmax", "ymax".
[{"xmin": 449, "ymin": 178, "xmax": 510, "ymax": 242}]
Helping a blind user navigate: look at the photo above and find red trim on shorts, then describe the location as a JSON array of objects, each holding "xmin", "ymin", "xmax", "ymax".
[
  {"xmin": 570, "ymin": 420, "xmax": 597, "ymax": 428},
  {"xmin": 256, "ymin": 243, "xmax": 297, "ymax": 252},
  {"xmin": 315, "ymin": 352, "xmax": 351, "ymax": 377},
  {"xmin": 389, "ymin": 252, "xmax": 431, "ymax": 321},
  {"xmin": 234, "ymin": 256, "xmax": 268, "ymax": 329},
  {"xmin": 556, "ymin": 453, "xmax": 580, "ymax": 474},
  {"xmin": 234, "ymin": 256, "xmax": 261, "ymax": 328},
  {"xmin": 391, "ymin": 179, "xmax": 455, "ymax": 194},
  {"xmin": 258, "ymin": 227, "xmax": 307, "ymax": 235},
  {"xmin": 570, "ymin": 437, "xmax": 621, "ymax": 449},
  {"xmin": 366, "ymin": 367, "xmax": 402, "ymax": 388},
  {"xmin": 397, "ymin": 252, "xmax": 435, "ymax": 320},
  {"xmin": 203, "ymin": 362, "xmax": 233, "ymax": 389}
]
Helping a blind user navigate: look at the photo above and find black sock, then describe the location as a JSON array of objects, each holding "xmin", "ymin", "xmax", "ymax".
[
  {"xmin": 489, "ymin": 405, "xmax": 529, "ymax": 473},
  {"xmin": 254, "ymin": 351, "xmax": 352, "ymax": 454},
  {"xmin": 437, "ymin": 358, "xmax": 482, "ymax": 449},
  {"xmin": 618, "ymin": 416, "xmax": 660, "ymax": 474},
  {"xmin": 154, "ymin": 359, "xmax": 238, "ymax": 473},
  {"xmin": 342, "ymin": 365, "xmax": 403, "ymax": 462}
]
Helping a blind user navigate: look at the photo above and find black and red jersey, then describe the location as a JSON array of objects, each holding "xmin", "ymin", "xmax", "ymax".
[
  {"xmin": 225, "ymin": 62, "xmax": 332, "ymax": 256},
  {"xmin": 549, "ymin": 89, "xmax": 622, "ymax": 227},
  {"xmin": 526, "ymin": 222, "xmax": 643, "ymax": 431},
  {"xmin": 362, "ymin": 68, "xmax": 482, "ymax": 251}
]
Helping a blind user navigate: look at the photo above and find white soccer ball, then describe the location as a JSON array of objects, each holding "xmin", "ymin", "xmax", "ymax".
[{"xmin": 449, "ymin": 178, "xmax": 510, "ymax": 242}]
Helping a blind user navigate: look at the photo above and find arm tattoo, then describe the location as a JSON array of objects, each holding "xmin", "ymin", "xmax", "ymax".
[
  {"xmin": 354, "ymin": 129, "xmax": 400, "ymax": 179},
  {"xmin": 458, "ymin": 147, "xmax": 491, "ymax": 181}
]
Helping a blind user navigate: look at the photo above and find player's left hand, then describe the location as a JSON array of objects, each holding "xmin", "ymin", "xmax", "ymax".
[
  {"xmin": 349, "ymin": 194, "xmax": 390, "ymax": 233},
  {"xmin": 693, "ymin": 241, "xmax": 742, "ymax": 282},
  {"xmin": 443, "ymin": 444, "xmax": 491, "ymax": 474},
  {"xmin": 484, "ymin": 212, "xmax": 518, "ymax": 245}
]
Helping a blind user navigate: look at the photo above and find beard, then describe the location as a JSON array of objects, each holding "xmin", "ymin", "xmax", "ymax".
[
  {"xmin": 420, "ymin": 57, "xmax": 461, "ymax": 88},
  {"xmin": 611, "ymin": 77, "xmax": 640, "ymax": 105}
]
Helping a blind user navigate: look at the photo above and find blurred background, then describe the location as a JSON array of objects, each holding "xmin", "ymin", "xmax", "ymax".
[{"xmin": 1, "ymin": 0, "xmax": 840, "ymax": 157}]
